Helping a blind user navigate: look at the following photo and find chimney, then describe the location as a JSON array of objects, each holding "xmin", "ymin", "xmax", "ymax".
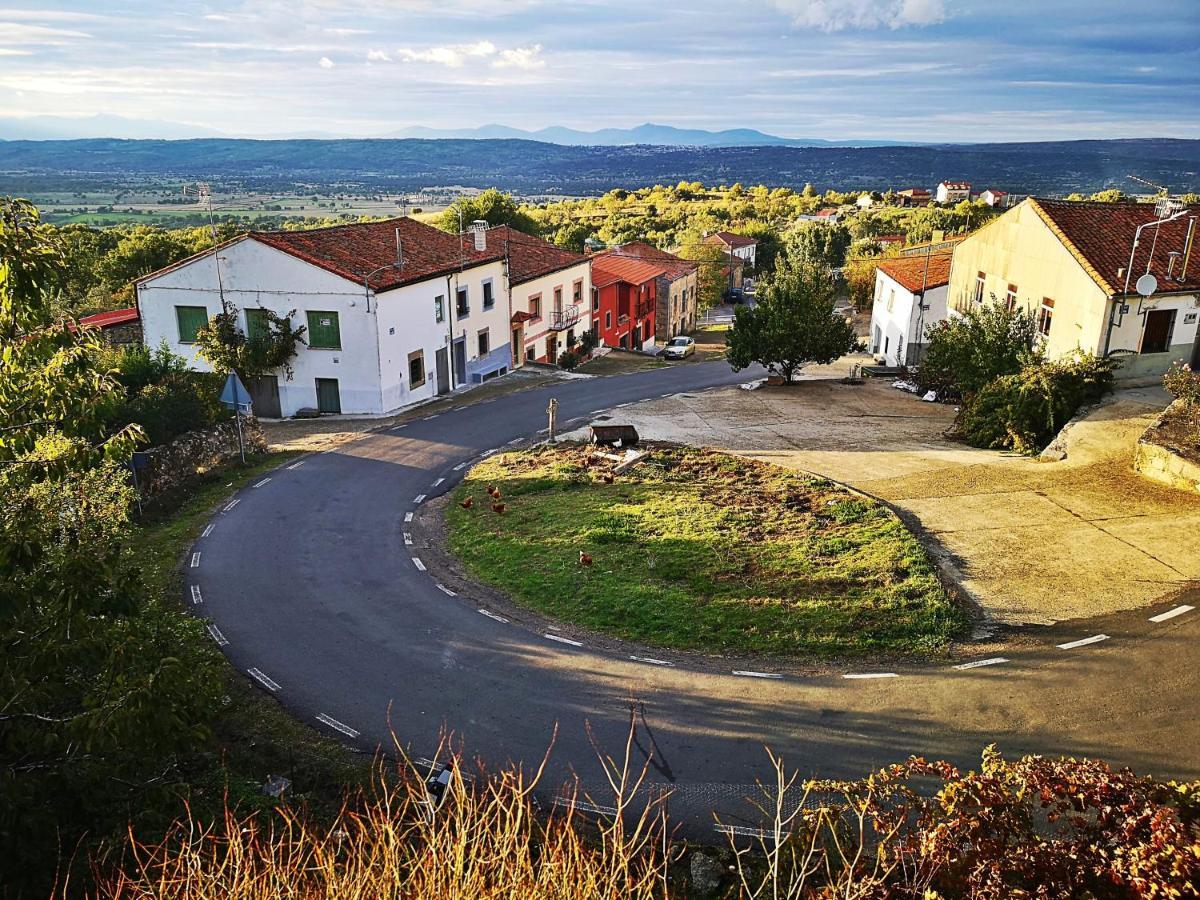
[
  {"xmin": 471, "ymin": 219, "xmax": 488, "ymax": 252},
  {"xmin": 1167, "ymin": 250, "xmax": 1182, "ymax": 282}
]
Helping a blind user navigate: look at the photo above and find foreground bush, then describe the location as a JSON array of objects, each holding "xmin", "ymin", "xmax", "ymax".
[
  {"xmin": 78, "ymin": 742, "xmax": 1200, "ymax": 899},
  {"xmin": 958, "ymin": 352, "xmax": 1117, "ymax": 454},
  {"xmin": 918, "ymin": 303, "xmax": 1041, "ymax": 399}
]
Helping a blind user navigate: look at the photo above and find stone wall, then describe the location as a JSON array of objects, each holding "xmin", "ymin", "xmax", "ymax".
[
  {"xmin": 135, "ymin": 415, "xmax": 267, "ymax": 497},
  {"xmin": 1134, "ymin": 400, "xmax": 1200, "ymax": 493}
]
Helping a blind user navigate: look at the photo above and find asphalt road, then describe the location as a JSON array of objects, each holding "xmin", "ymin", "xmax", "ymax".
[{"xmin": 193, "ymin": 360, "xmax": 1200, "ymax": 836}]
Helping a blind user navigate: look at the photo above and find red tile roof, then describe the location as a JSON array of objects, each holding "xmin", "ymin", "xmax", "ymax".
[
  {"xmin": 604, "ymin": 242, "xmax": 697, "ymax": 281},
  {"xmin": 705, "ymin": 231, "xmax": 759, "ymax": 249},
  {"xmin": 815, "ymin": 208, "xmax": 839, "ymax": 217},
  {"xmin": 486, "ymin": 225, "xmax": 589, "ymax": 285},
  {"xmin": 939, "ymin": 181, "xmax": 971, "ymax": 190},
  {"xmin": 981, "ymin": 188, "xmax": 1008, "ymax": 196},
  {"xmin": 79, "ymin": 306, "xmax": 139, "ymax": 329},
  {"xmin": 1029, "ymin": 198, "xmax": 1200, "ymax": 296},
  {"xmin": 590, "ymin": 254, "xmax": 668, "ymax": 289},
  {"xmin": 252, "ymin": 217, "xmax": 504, "ymax": 291},
  {"xmin": 877, "ymin": 253, "xmax": 954, "ymax": 294}
]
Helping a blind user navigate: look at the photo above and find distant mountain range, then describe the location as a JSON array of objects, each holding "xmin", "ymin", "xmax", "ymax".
[
  {"xmin": 1, "ymin": 137, "xmax": 1197, "ymax": 196},
  {"xmin": 0, "ymin": 116, "xmax": 904, "ymax": 147}
]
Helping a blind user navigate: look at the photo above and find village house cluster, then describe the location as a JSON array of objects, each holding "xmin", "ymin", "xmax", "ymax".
[{"xmin": 123, "ymin": 217, "xmax": 739, "ymax": 418}]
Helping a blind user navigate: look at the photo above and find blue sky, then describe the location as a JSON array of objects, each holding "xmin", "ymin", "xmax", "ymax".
[{"xmin": 2, "ymin": 0, "xmax": 1198, "ymax": 141}]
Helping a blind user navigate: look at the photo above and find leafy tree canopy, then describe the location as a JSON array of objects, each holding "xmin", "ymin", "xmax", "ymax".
[
  {"xmin": 917, "ymin": 302, "xmax": 1042, "ymax": 398},
  {"xmin": 195, "ymin": 299, "xmax": 307, "ymax": 380},
  {"xmin": 435, "ymin": 188, "xmax": 537, "ymax": 234}
]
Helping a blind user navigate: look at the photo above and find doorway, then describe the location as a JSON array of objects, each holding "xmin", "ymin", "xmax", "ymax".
[
  {"xmin": 245, "ymin": 374, "xmax": 281, "ymax": 418},
  {"xmin": 452, "ymin": 337, "xmax": 467, "ymax": 386},
  {"xmin": 315, "ymin": 378, "xmax": 341, "ymax": 414},
  {"xmin": 1141, "ymin": 309, "xmax": 1176, "ymax": 355},
  {"xmin": 435, "ymin": 347, "xmax": 450, "ymax": 395},
  {"xmin": 511, "ymin": 325, "xmax": 524, "ymax": 368}
]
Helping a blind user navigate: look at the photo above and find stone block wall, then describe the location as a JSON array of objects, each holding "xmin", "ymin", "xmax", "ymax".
[
  {"xmin": 1134, "ymin": 400, "xmax": 1200, "ymax": 493},
  {"xmin": 136, "ymin": 415, "xmax": 268, "ymax": 497}
]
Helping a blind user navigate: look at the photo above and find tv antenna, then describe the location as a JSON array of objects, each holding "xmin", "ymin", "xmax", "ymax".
[
  {"xmin": 1127, "ymin": 174, "xmax": 1184, "ymax": 219},
  {"xmin": 183, "ymin": 181, "xmax": 227, "ymax": 303}
]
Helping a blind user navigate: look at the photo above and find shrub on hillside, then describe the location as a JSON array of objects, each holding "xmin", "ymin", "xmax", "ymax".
[
  {"xmin": 557, "ymin": 348, "xmax": 582, "ymax": 370},
  {"xmin": 958, "ymin": 352, "xmax": 1116, "ymax": 454},
  {"xmin": 918, "ymin": 303, "xmax": 1041, "ymax": 398}
]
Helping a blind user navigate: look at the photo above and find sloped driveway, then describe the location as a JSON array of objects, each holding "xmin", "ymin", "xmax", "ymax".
[{"xmin": 590, "ymin": 378, "xmax": 1200, "ymax": 625}]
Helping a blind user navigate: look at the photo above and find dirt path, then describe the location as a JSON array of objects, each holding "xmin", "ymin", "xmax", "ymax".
[{"xmin": 581, "ymin": 377, "xmax": 1200, "ymax": 625}]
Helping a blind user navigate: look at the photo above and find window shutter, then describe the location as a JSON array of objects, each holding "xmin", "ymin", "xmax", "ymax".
[
  {"xmin": 176, "ymin": 305, "xmax": 209, "ymax": 343},
  {"xmin": 306, "ymin": 310, "xmax": 341, "ymax": 349},
  {"xmin": 246, "ymin": 308, "xmax": 271, "ymax": 341}
]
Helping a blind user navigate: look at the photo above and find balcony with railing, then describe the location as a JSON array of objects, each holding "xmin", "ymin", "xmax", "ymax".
[{"xmin": 548, "ymin": 304, "xmax": 581, "ymax": 332}]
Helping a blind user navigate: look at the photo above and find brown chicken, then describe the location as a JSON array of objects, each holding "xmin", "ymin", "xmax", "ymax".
[
  {"xmin": 491, "ymin": 502, "xmax": 506, "ymax": 514},
  {"xmin": 486, "ymin": 485, "xmax": 497, "ymax": 496},
  {"xmin": 459, "ymin": 497, "xmax": 473, "ymax": 509},
  {"xmin": 601, "ymin": 472, "xmax": 615, "ymax": 484},
  {"xmin": 579, "ymin": 550, "xmax": 593, "ymax": 567}
]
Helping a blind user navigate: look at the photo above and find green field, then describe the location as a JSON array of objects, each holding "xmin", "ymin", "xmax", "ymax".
[{"xmin": 447, "ymin": 445, "xmax": 967, "ymax": 658}]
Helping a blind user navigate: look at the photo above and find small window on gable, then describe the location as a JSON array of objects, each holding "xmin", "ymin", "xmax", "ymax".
[{"xmin": 1038, "ymin": 298, "xmax": 1054, "ymax": 337}]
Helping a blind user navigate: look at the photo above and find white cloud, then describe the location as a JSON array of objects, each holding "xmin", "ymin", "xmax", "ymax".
[
  {"xmin": 366, "ymin": 48, "xmax": 391, "ymax": 62},
  {"xmin": 0, "ymin": 22, "xmax": 93, "ymax": 45},
  {"xmin": 771, "ymin": 0, "xmax": 947, "ymax": 31},
  {"xmin": 493, "ymin": 44, "xmax": 544, "ymax": 70},
  {"xmin": 318, "ymin": 56, "xmax": 335, "ymax": 68},
  {"xmin": 396, "ymin": 40, "xmax": 496, "ymax": 67}
]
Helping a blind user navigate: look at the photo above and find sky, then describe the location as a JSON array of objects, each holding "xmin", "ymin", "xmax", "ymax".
[{"xmin": 1, "ymin": 0, "xmax": 1198, "ymax": 142}]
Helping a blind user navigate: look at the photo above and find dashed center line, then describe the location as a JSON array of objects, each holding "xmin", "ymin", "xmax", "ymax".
[
  {"xmin": 207, "ymin": 623, "xmax": 228, "ymax": 646},
  {"xmin": 733, "ymin": 670, "xmax": 782, "ymax": 679},
  {"xmin": 190, "ymin": 551, "xmax": 201, "ymax": 568},
  {"xmin": 630, "ymin": 655, "xmax": 674, "ymax": 667},
  {"xmin": 432, "ymin": 477, "xmax": 444, "ymax": 487},
  {"xmin": 715, "ymin": 824, "xmax": 767, "ymax": 839},
  {"xmin": 201, "ymin": 524, "xmax": 215, "ymax": 538},
  {"xmin": 544, "ymin": 633, "xmax": 583, "ymax": 647},
  {"xmin": 286, "ymin": 460, "xmax": 304, "ymax": 470},
  {"xmin": 554, "ymin": 798, "xmax": 618, "ymax": 816},
  {"xmin": 953, "ymin": 657, "xmax": 1009, "ymax": 671},
  {"xmin": 1057, "ymin": 634, "xmax": 1109, "ymax": 650},
  {"xmin": 190, "ymin": 585, "xmax": 203, "ymax": 605},
  {"xmin": 481, "ymin": 448, "xmax": 498, "ymax": 457},
  {"xmin": 843, "ymin": 672, "xmax": 898, "ymax": 680},
  {"xmin": 316, "ymin": 713, "xmax": 360, "ymax": 738},
  {"xmin": 253, "ymin": 477, "xmax": 271, "ymax": 488},
  {"xmin": 453, "ymin": 462, "xmax": 467, "ymax": 471},
  {"xmin": 411, "ymin": 557, "xmax": 426, "ymax": 571},
  {"xmin": 436, "ymin": 583, "xmax": 457, "ymax": 596},
  {"xmin": 404, "ymin": 512, "xmax": 414, "ymax": 523},
  {"xmin": 403, "ymin": 532, "xmax": 413, "ymax": 546},
  {"xmin": 1149, "ymin": 605, "xmax": 1194, "ymax": 623},
  {"xmin": 507, "ymin": 438, "xmax": 523, "ymax": 445},
  {"xmin": 479, "ymin": 609, "xmax": 509, "ymax": 623},
  {"xmin": 247, "ymin": 667, "xmax": 281, "ymax": 692},
  {"xmin": 223, "ymin": 499, "xmax": 240, "ymax": 512},
  {"xmin": 413, "ymin": 494, "xmax": 426, "ymax": 504}
]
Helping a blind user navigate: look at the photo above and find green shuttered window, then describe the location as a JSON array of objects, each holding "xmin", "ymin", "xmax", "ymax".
[
  {"xmin": 176, "ymin": 305, "xmax": 209, "ymax": 343},
  {"xmin": 246, "ymin": 307, "xmax": 271, "ymax": 341},
  {"xmin": 306, "ymin": 310, "xmax": 341, "ymax": 349}
]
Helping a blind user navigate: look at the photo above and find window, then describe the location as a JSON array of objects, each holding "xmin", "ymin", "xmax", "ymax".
[
  {"xmin": 408, "ymin": 349, "xmax": 426, "ymax": 387},
  {"xmin": 1038, "ymin": 298, "xmax": 1054, "ymax": 337},
  {"xmin": 1005, "ymin": 284, "xmax": 1018, "ymax": 312},
  {"xmin": 245, "ymin": 307, "xmax": 271, "ymax": 341},
  {"xmin": 478, "ymin": 328, "xmax": 490, "ymax": 356},
  {"xmin": 456, "ymin": 286, "xmax": 469, "ymax": 317},
  {"xmin": 482, "ymin": 280, "xmax": 494, "ymax": 310},
  {"xmin": 591, "ymin": 287, "xmax": 599, "ymax": 311},
  {"xmin": 526, "ymin": 344, "xmax": 536, "ymax": 363},
  {"xmin": 434, "ymin": 295, "xmax": 445, "ymax": 324},
  {"xmin": 528, "ymin": 293, "xmax": 541, "ymax": 319},
  {"xmin": 886, "ymin": 288, "xmax": 896, "ymax": 312},
  {"xmin": 553, "ymin": 286, "xmax": 563, "ymax": 313},
  {"xmin": 572, "ymin": 279, "xmax": 583, "ymax": 303},
  {"xmin": 306, "ymin": 310, "xmax": 341, "ymax": 349},
  {"xmin": 973, "ymin": 272, "xmax": 986, "ymax": 306},
  {"xmin": 605, "ymin": 310, "xmax": 612, "ymax": 329},
  {"xmin": 175, "ymin": 305, "xmax": 208, "ymax": 343}
]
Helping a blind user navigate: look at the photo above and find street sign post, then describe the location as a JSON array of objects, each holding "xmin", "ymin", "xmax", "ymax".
[{"xmin": 219, "ymin": 372, "xmax": 251, "ymax": 464}]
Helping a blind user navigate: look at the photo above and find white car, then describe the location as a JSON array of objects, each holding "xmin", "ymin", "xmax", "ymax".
[{"xmin": 662, "ymin": 336, "xmax": 696, "ymax": 360}]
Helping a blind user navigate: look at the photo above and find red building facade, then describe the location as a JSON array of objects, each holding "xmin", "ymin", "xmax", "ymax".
[{"xmin": 590, "ymin": 255, "xmax": 663, "ymax": 352}]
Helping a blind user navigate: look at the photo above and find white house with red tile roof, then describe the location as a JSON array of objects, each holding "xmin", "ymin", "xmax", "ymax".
[
  {"xmin": 704, "ymin": 230, "xmax": 758, "ymax": 268},
  {"xmin": 935, "ymin": 180, "xmax": 972, "ymax": 204},
  {"xmin": 869, "ymin": 249, "xmax": 955, "ymax": 367},
  {"xmin": 978, "ymin": 188, "xmax": 1010, "ymax": 207},
  {"xmin": 135, "ymin": 217, "xmax": 522, "ymax": 418}
]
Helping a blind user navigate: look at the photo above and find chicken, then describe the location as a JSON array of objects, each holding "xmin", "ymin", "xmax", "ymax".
[
  {"xmin": 491, "ymin": 502, "xmax": 506, "ymax": 514},
  {"xmin": 578, "ymin": 550, "xmax": 593, "ymax": 567},
  {"xmin": 601, "ymin": 472, "xmax": 615, "ymax": 484},
  {"xmin": 459, "ymin": 497, "xmax": 473, "ymax": 509},
  {"xmin": 486, "ymin": 485, "xmax": 498, "ymax": 497}
]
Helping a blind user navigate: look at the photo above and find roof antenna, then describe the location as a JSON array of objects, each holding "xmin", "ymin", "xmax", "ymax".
[{"xmin": 395, "ymin": 227, "xmax": 404, "ymax": 268}]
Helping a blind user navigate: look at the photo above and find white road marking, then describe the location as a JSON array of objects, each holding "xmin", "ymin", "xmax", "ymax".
[
  {"xmin": 715, "ymin": 824, "xmax": 768, "ymax": 839},
  {"xmin": 1149, "ymin": 605, "xmax": 1194, "ymax": 623},
  {"xmin": 253, "ymin": 478, "xmax": 271, "ymax": 488},
  {"xmin": 315, "ymin": 713, "xmax": 360, "ymax": 738},
  {"xmin": 479, "ymin": 609, "xmax": 509, "ymax": 623},
  {"xmin": 207, "ymin": 623, "xmax": 228, "ymax": 646},
  {"xmin": 953, "ymin": 657, "xmax": 1009, "ymax": 670},
  {"xmin": 843, "ymin": 672, "xmax": 898, "ymax": 679},
  {"xmin": 403, "ymin": 532, "xmax": 413, "ymax": 546},
  {"xmin": 1057, "ymin": 634, "xmax": 1109, "ymax": 650},
  {"xmin": 481, "ymin": 448, "xmax": 498, "ymax": 457},
  {"xmin": 544, "ymin": 633, "xmax": 583, "ymax": 647},
  {"xmin": 436, "ymin": 583, "xmax": 457, "ymax": 596},
  {"xmin": 404, "ymin": 512, "xmax": 414, "ymax": 523},
  {"xmin": 190, "ymin": 585, "xmax": 203, "ymax": 605},
  {"xmin": 630, "ymin": 655, "xmax": 674, "ymax": 667},
  {"xmin": 733, "ymin": 670, "xmax": 782, "ymax": 679},
  {"xmin": 614, "ymin": 402, "xmax": 631, "ymax": 408},
  {"xmin": 507, "ymin": 438, "xmax": 523, "ymax": 445},
  {"xmin": 554, "ymin": 798, "xmax": 618, "ymax": 816},
  {"xmin": 247, "ymin": 667, "xmax": 281, "ymax": 692},
  {"xmin": 411, "ymin": 557, "xmax": 426, "ymax": 572},
  {"xmin": 190, "ymin": 552, "xmax": 201, "ymax": 568},
  {"xmin": 424, "ymin": 414, "xmax": 440, "ymax": 420},
  {"xmin": 453, "ymin": 462, "xmax": 467, "ymax": 471},
  {"xmin": 432, "ymin": 477, "xmax": 444, "ymax": 487},
  {"xmin": 413, "ymin": 494, "xmax": 426, "ymax": 504},
  {"xmin": 286, "ymin": 460, "xmax": 304, "ymax": 470},
  {"xmin": 223, "ymin": 499, "xmax": 240, "ymax": 512},
  {"xmin": 201, "ymin": 524, "xmax": 215, "ymax": 538}
]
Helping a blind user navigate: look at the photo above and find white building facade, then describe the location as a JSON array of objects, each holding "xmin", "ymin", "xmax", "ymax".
[{"xmin": 869, "ymin": 253, "xmax": 953, "ymax": 368}]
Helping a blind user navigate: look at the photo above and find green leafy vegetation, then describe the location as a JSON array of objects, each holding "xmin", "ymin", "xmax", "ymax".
[
  {"xmin": 448, "ymin": 445, "xmax": 965, "ymax": 657},
  {"xmin": 195, "ymin": 299, "xmax": 308, "ymax": 380}
]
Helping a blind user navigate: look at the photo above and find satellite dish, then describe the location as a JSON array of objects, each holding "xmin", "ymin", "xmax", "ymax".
[{"xmin": 1136, "ymin": 273, "xmax": 1158, "ymax": 297}]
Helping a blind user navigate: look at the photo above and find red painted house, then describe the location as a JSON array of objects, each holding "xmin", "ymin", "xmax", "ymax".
[{"xmin": 590, "ymin": 254, "xmax": 664, "ymax": 352}]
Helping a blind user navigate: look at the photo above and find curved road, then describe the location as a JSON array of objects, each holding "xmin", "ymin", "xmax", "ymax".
[{"xmin": 193, "ymin": 361, "xmax": 1200, "ymax": 834}]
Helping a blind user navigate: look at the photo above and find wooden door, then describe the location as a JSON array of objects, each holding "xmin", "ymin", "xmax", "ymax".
[
  {"xmin": 245, "ymin": 374, "xmax": 281, "ymax": 418},
  {"xmin": 1141, "ymin": 309, "xmax": 1175, "ymax": 354},
  {"xmin": 315, "ymin": 378, "xmax": 341, "ymax": 414},
  {"xmin": 435, "ymin": 347, "xmax": 450, "ymax": 395}
]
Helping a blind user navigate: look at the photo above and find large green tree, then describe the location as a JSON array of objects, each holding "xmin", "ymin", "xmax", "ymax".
[
  {"xmin": 0, "ymin": 199, "xmax": 223, "ymax": 890},
  {"xmin": 435, "ymin": 188, "xmax": 537, "ymax": 234},
  {"xmin": 725, "ymin": 259, "xmax": 860, "ymax": 382},
  {"xmin": 195, "ymin": 299, "xmax": 307, "ymax": 380},
  {"xmin": 917, "ymin": 303, "xmax": 1042, "ymax": 398}
]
